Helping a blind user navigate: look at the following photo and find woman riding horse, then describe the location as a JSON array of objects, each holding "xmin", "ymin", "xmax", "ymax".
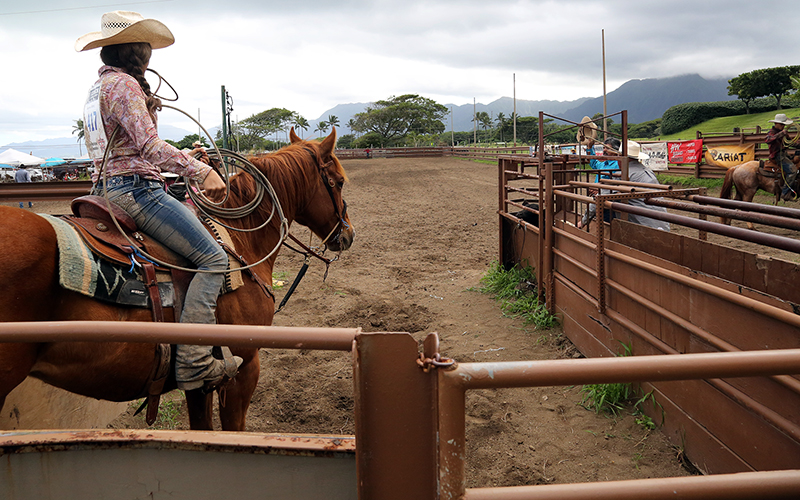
[{"xmin": 75, "ymin": 11, "xmax": 240, "ymax": 391}]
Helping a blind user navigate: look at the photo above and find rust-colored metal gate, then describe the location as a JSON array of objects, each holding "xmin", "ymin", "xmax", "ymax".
[
  {"xmin": 2, "ymin": 323, "xmax": 800, "ymax": 499},
  {"xmin": 498, "ymin": 112, "xmax": 800, "ymax": 478}
]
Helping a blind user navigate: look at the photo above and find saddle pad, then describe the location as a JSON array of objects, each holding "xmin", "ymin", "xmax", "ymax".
[
  {"xmin": 40, "ymin": 214, "xmax": 174, "ymax": 307},
  {"xmin": 201, "ymin": 216, "xmax": 244, "ymax": 293}
]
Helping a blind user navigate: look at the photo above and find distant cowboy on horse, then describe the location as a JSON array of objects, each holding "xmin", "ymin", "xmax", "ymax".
[{"xmin": 765, "ymin": 113, "xmax": 797, "ymax": 201}]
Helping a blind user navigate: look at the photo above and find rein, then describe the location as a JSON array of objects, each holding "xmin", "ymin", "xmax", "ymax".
[{"xmin": 274, "ymin": 233, "xmax": 338, "ymax": 314}]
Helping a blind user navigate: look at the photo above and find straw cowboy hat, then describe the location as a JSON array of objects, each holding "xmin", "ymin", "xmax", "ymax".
[
  {"xmin": 769, "ymin": 113, "xmax": 794, "ymax": 126},
  {"xmin": 576, "ymin": 116, "xmax": 598, "ymax": 146},
  {"xmin": 75, "ymin": 11, "xmax": 174, "ymax": 52},
  {"xmin": 621, "ymin": 140, "xmax": 650, "ymax": 161}
]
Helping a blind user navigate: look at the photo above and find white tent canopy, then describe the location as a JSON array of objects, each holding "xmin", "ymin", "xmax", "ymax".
[{"xmin": 0, "ymin": 148, "xmax": 45, "ymax": 167}]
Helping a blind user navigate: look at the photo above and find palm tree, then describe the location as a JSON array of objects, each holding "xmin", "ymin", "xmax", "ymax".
[
  {"xmin": 347, "ymin": 118, "xmax": 358, "ymax": 137},
  {"xmin": 294, "ymin": 115, "xmax": 309, "ymax": 139},
  {"xmin": 315, "ymin": 121, "xmax": 328, "ymax": 138},
  {"xmin": 327, "ymin": 115, "xmax": 340, "ymax": 130},
  {"xmin": 72, "ymin": 118, "xmax": 85, "ymax": 156},
  {"xmin": 475, "ymin": 111, "xmax": 492, "ymax": 143},
  {"xmin": 495, "ymin": 112, "xmax": 506, "ymax": 142}
]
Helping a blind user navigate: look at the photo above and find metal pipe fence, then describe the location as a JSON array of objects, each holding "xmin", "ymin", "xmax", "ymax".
[{"xmin": 436, "ymin": 349, "xmax": 800, "ymax": 499}]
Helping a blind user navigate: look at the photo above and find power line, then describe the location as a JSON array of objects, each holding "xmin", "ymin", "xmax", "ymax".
[{"xmin": 0, "ymin": 0, "xmax": 173, "ymax": 16}]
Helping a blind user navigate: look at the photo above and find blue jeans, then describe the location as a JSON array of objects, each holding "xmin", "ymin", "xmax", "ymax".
[
  {"xmin": 97, "ymin": 175, "xmax": 228, "ymax": 324},
  {"xmin": 779, "ymin": 154, "xmax": 797, "ymax": 197}
]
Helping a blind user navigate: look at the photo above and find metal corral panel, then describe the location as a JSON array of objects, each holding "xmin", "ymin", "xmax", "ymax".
[
  {"xmin": 548, "ymin": 219, "xmax": 800, "ymax": 474},
  {"xmin": 0, "ymin": 430, "xmax": 356, "ymax": 500}
]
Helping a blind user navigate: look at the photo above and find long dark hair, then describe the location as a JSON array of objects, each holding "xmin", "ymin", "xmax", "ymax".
[{"xmin": 100, "ymin": 42, "xmax": 161, "ymax": 120}]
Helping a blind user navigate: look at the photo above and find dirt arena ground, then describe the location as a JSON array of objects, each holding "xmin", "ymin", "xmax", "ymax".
[{"xmin": 20, "ymin": 156, "xmax": 783, "ymax": 487}]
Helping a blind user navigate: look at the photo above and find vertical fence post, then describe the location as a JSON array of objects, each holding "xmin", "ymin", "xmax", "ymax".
[{"xmin": 354, "ymin": 333, "xmax": 438, "ymax": 499}]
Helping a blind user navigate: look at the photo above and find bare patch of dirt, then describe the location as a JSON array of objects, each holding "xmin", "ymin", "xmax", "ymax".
[{"xmin": 9, "ymin": 157, "xmax": 704, "ymax": 486}]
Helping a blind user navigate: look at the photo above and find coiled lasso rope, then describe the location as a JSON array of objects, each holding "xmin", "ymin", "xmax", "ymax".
[
  {"xmin": 94, "ymin": 94, "xmax": 288, "ymax": 274},
  {"xmin": 784, "ymin": 122, "xmax": 800, "ymax": 147}
]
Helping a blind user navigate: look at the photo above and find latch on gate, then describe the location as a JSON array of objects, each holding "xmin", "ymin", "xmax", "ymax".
[{"xmin": 416, "ymin": 332, "xmax": 456, "ymax": 372}]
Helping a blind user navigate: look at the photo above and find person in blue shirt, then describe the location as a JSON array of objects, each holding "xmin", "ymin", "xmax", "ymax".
[{"xmin": 578, "ymin": 137, "xmax": 620, "ymax": 228}]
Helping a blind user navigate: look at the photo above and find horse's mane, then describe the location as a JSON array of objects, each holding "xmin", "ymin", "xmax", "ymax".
[{"xmin": 221, "ymin": 140, "xmax": 346, "ymax": 226}]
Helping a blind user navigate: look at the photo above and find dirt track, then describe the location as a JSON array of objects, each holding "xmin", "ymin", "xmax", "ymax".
[{"xmin": 11, "ymin": 157, "xmax": 691, "ymax": 487}]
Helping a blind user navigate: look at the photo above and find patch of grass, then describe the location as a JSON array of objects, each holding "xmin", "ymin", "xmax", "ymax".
[
  {"xmin": 129, "ymin": 393, "xmax": 183, "ymax": 430},
  {"xmin": 580, "ymin": 343, "xmax": 637, "ymax": 418},
  {"xmin": 655, "ymin": 173, "xmax": 724, "ymax": 190},
  {"xmin": 658, "ymin": 107, "xmax": 800, "ymax": 141},
  {"xmin": 272, "ymin": 271, "xmax": 289, "ymax": 290},
  {"xmin": 580, "ymin": 381, "xmax": 631, "ymax": 416},
  {"xmin": 477, "ymin": 261, "xmax": 557, "ymax": 329}
]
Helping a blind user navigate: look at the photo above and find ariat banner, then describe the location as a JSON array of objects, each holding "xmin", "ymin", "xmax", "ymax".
[
  {"xmin": 668, "ymin": 140, "xmax": 703, "ymax": 164},
  {"xmin": 704, "ymin": 144, "xmax": 755, "ymax": 168}
]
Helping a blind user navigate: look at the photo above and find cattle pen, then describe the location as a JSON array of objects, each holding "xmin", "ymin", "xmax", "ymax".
[{"xmin": 2, "ymin": 116, "xmax": 800, "ymax": 498}]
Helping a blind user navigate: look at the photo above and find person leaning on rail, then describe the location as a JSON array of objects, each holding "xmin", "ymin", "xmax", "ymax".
[
  {"xmin": 578, "ymin": 140, "xmax": 670, "ymax": 232},
  {"xmin": 579, "ymin": 136, "xmax": 621, "ymax": 229},
  {"xmin": 620, "ymin": 141, "xmax": 670, "ymax": 231},
  {"xmin": 765, "ymin": 113, "xmax": 797, "ymax": 201},
  {"xmin": 75, "ymin": 10, "xmax": 241, "ymax": 391}
]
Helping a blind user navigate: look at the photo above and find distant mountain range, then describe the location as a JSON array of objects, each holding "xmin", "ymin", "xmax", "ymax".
[
  {"xmin": 307, "ymin": 74, "xmax": 735, "ymax": 135},
  {"xmin": 3, "ymin": 74, "xmax": 735, "ymax": 157}
]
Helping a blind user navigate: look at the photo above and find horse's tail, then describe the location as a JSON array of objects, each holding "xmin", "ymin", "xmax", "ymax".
[
  {"xmin": 720, "ymin": 167, "xmax": 735, "ymax": 200},
  {"xmin": 719, "ymin": 166, "xmax": 736, "ymax": 225}
]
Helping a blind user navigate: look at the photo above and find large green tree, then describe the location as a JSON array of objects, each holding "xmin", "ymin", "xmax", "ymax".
[
  {"xmin": 728, "ymin": 66, "xmax": 800, "ymax": 110},
  {"xmin": 727, "ymin": 73, "xmax": 759, "ymax": 114},
  {"xmin": 351, "ymin": 94, "xmax": 448, "ymax": 145},
  {"xmin": 239, "ymin": 108, "xmax": 296, "ymax": 145},
  {"xmin": 165, "ymin": 134, "xmax": 210, "ymax": 150}
]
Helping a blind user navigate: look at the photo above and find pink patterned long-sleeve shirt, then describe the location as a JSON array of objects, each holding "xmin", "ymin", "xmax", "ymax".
[{"xmin": 87, "ymin": 65, "xmax": 211, "ymax": 184}]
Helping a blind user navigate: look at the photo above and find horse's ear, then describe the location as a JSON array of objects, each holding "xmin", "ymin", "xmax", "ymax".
[
  {"xmin": 289, "ymin": 127, "xmax": 301, "ymax": 144},
  {"xmin": 320, "ymin": 126, "xmax": 337, "ymax": 157}
]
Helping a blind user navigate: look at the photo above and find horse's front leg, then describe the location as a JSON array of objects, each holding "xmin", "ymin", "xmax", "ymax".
[
  {"xmin": 219, "ymin": 348, "xmax": 260, "ymax": 431},
  {"xmin": 184, "ymin": 389, "xmax": 214, "ymax": 430}
]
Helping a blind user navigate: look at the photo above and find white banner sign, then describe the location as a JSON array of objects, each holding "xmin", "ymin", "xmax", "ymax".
[{"xmin": 641, "ymin": 142, "xmax": 668, "ymax": 171}]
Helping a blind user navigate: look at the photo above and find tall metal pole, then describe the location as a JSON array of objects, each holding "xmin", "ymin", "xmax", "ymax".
[
  {"xmin": 513, "ymin": 73, "xmax": 517, "ymax": 147},
  {"xmin": 221, "ymin": 85, "xmax": 228, "ymax": 149},
  {"xmin": 450, "ymin": 107, "xmax": 454, "ymax": 147},
  {"xmin": 473, "ymin": 97, "xmax": 477, "ymax": 145},
  {"xmin": 602, "ymin": 30, "xmax": 608, "ymax": 140}
]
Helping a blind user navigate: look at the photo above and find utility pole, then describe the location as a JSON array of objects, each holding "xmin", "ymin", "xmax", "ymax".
[
  {"xmin": 602, "ymin": 29, "xmax": 608, "ymax": 140},
  {"xmin": 513, "ymin": 73, "xmax": 517, "ymax": 147},
  {"xmin": 450, "ymin": 107, "xmax": 454, "ymax": 147},
  {"xmin": 473, "ymin": 98, "xmax": 476, "ymax": 145},
  {"xmin": 221, "ymin": 85, "xmax": 228, "ymax": 149}
]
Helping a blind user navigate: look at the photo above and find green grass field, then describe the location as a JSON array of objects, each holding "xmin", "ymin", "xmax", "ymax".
[{"xmin": 657, "ymin": 107, "xmax": 800, "ymax": 141}]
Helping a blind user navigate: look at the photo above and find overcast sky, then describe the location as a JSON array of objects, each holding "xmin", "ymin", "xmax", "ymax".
[{"xmin": 1, "ymin": 0, "xmax": 797, "ymax": 147}]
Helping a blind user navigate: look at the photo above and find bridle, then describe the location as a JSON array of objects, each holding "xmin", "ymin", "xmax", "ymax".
[
  {"xmin": 303, "ymin": 147, "xmax": 350, "ymax": 250},
  {"xmin": 273, "ymin": 148, "xmax": 350, "ymax": 314}
]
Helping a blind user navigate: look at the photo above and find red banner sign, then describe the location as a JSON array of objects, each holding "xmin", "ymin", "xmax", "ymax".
[{"xmin": 667, "ymin": 140, "xmax": 703, "ymax": 164}]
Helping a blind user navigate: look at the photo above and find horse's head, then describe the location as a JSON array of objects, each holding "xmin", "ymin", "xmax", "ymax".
[{"xmin": 290, "ymin": 127, "xmax": 355, "ymax": 252}]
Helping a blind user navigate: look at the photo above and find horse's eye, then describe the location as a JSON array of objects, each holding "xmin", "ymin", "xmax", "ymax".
[{"xmin": 337, "ymin": 181, "xmax": 344, "ymax": 189}]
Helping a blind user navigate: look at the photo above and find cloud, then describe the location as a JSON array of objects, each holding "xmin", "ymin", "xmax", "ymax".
[{"xmin": 1, "ymin": 0, "xmax": 797, "ymax": 146}]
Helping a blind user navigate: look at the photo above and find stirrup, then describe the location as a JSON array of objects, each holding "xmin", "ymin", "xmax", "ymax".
[{"xmin": 201, "ymin": 347, "xmax": 243, "ymax": 394}]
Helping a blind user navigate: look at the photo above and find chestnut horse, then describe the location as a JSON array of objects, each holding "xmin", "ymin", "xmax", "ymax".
[
  {"xmin": 0, "ymin": 128, "xmax": 354, "ymax": 431},
  {"xmin": 719, "ymin": 155, "xmax": 800, "ymax": 227}
]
